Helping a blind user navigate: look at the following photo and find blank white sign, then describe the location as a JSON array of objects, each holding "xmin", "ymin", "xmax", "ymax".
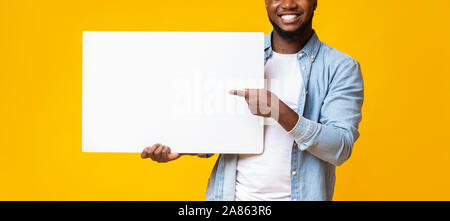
[{"xmin": 82, "ymin": 31, "xmax": 264, "ymax": 153}]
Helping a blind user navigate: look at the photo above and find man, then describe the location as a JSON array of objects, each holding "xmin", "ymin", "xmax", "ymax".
[{"xmin": 141, "ymin": 0, "xmax": 364, "ymax": 201}]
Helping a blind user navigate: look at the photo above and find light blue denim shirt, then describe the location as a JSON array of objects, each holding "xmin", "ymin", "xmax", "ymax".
[{"xmin": 200, "ymin": 30, "xmax": 364, "ymax": 201}]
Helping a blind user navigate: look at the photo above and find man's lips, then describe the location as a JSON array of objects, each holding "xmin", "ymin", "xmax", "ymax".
[{"xmin": 278, "ymin": 13, "xmax": 302, "ymax": 24}]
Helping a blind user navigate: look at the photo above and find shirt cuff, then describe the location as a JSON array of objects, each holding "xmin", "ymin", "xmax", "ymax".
[{"xmin": 288, "ymin": 116, "xmax": 317, "ymax": 150}]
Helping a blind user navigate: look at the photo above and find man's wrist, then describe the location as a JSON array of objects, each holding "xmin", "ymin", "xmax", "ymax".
[{"xmin": 275, "ymin": 101, "xmax": 299, "ymax": 132}]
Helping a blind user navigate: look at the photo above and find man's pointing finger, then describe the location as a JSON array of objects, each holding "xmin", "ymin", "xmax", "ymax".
[{"xmin": 228, "ymin": 89, "xmax": 247, "ymax": 97}]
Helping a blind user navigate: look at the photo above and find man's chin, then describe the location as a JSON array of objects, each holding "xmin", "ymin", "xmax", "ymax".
[
  {"xmin": 278, "ymin": 24, "xmax": 302, "ymax": 32},
  {"xmin": 270, "ymin": 19, "xmax": 306, "ymax": 40},
  {"xmin": 280, "ymin": 28, "xmax": 301, "ymax": 34}
]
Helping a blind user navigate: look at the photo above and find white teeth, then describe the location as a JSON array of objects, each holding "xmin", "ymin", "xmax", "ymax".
[{"xmin": 281, "ymin": 15, "xmax": 298, "ymax": 20}]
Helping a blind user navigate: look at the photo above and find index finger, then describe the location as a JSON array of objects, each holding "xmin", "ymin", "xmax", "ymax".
[{"xmin": 228, "ymin": 89, "xmax": 248, "ymax": 97}]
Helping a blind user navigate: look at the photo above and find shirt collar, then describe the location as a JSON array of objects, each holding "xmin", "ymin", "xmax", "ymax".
[{"xmin": 264, "ymin": 29, "xmax": 321, "ymax": 60}]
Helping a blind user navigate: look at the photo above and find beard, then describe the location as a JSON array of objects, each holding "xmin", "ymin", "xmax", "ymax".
[{"xmin": 269, "ymin": 12, "xmax": 314, "ymax": 40}]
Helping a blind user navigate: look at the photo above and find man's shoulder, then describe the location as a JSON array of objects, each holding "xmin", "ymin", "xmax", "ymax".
[
  {"xmin": 317, "ymin": 42, "xmax": 363, "ymax": 85},
  {"xmin": 318, "ymin": 42, "xmax": 359, "ymax": 68}
]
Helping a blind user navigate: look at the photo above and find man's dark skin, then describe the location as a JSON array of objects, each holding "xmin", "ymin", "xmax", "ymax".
[{"xmin": 141, "ymin": 0, "xmax": 318, "ymax": 163}]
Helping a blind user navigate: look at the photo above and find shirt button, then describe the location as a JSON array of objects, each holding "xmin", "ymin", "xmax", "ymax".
[
  {"xmin": 292, "ymin": 198, "xmax": 297, "ymax": 201},
  {"xmin": 311, "ymin": 55, "xmax": 315, "ymax": 60},
  {"xmin": 305, "ymin": 90, "xmax": 309, "ymax": 95},
  {"xmin": 292, "ymin": 171, "xmax": 297, "ymax": 175},
  {"xmin": 299, "ymin": 53, "xmax": 304, "ymax": 57},
  {"xmin": 302, "ymin": 66, "xmax": 306, "ymax": 70}
]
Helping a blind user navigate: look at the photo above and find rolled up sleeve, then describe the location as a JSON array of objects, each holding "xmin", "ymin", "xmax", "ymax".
[{"xmin": 288, "ymin": 59, "xmax": 364, "ymax": 166}]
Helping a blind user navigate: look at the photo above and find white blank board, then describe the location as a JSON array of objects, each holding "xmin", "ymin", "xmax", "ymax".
[{"xmin": 82, "ymin": 31, "xmax": 264, "ymax": 153}]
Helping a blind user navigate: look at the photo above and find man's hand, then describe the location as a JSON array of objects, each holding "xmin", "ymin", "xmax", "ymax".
[
  {"xmin": 141, "ymin": 143, "xmax": 183, "ymax": 163},
  {"xmin": 228, "ymin": 88, "xmax": 299, "ymax": 132},
  {"xmin": 228, "ymin": 89, "xmax": 279, "ymax": 118}
]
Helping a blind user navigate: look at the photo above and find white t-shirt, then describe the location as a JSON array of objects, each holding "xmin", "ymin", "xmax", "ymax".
[{"xmin": 235, "ymin": 51, "xmax": 304, "ymax": 201}]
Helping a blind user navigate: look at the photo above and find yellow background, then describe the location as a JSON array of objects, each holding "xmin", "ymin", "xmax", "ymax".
[{"xmin": 1, "ymin": 0, "xmax": 450, "ymax": 200}]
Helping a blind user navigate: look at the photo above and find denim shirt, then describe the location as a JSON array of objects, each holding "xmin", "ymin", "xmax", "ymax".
[{"xmin": 201, "ymin": 30, "xmax": 364, "ymax": 201}]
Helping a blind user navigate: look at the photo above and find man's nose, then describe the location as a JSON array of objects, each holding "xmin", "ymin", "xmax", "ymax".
[{"xmin": 281, "ymin": 0, "xmax": 298, "ymax": 9}]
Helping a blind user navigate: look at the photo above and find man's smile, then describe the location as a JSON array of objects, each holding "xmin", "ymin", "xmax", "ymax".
[{"xmin": 278, "ymin": 12, "xmax": 302, "ymax": 24}]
